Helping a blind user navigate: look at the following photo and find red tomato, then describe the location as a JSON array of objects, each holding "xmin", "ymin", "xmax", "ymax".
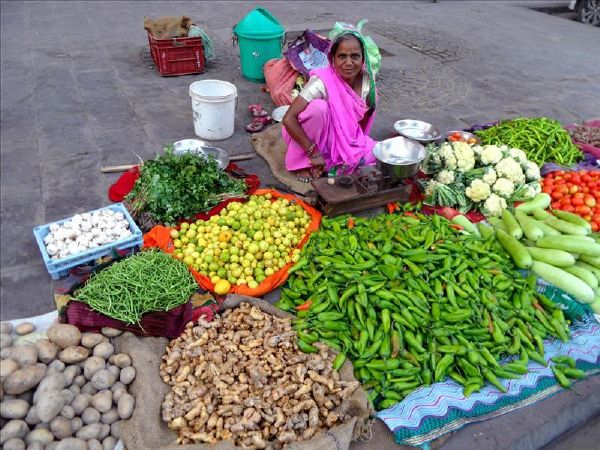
[
  {"xmin": 568, "ymin": 185, "xmax": 579, "ymax": 194},
  {"xmin": 562, "ymin": 205, "xmax": 576, "ymax": 213},
  {"xmin": 572, "ymin": 197, "xmax": 584, "ymax": 206},
  {"xmin": 584, "ymin": 195, "xmax": 596, "ymax": 208},
  {"xmin": 551, "ymin": 191, "xmax": 563, "ymax": 200},
  {"xmin": 574, "ymin": 192, "xmax": 584, "ymax": 199},
  {"xmin": 551, "ymin": 201, "xmax": 561, "ymax": 209},
  {"xmin": 592, "ymin": 214, "xmax": 600, "ymax": 223},
  {"xmin": 576, "ymin": 205, "xmax": 592, "ymax": 215},
  {"xmin": 591, "ymin": 222, "xmax": 599, "ymax": 232}
]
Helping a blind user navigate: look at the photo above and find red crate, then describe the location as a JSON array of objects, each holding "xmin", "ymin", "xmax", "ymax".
[{"xmin": 147, "ymin": 31, "xmax": 205, "ymax": 76}]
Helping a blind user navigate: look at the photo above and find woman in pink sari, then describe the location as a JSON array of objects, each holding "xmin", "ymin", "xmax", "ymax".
[{"xmin": 282, "ymin": 23, "xmax": 379, "ymax": 182}]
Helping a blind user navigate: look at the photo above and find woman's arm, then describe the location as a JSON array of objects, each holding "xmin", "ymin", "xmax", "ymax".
[{"xmin": 281, "ymin": 96, "xmax": 313, "ymax": 152}]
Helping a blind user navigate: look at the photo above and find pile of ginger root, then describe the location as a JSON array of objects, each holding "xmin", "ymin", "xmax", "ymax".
[{"xmin": 159, "ymin": 302, "xmax": 359, "ymax": 449}]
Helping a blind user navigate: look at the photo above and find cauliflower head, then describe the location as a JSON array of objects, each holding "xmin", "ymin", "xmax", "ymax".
[
  {"xmin": 424, "ymin": 180, "xmax": 440, "ymax": 198},
  {"xmin": 465, "ymin": 179, "xmax": 491, "ymax": 202},
  {"xmin": 482, "ymin": 167, "xmax": 497, "ymax": 185},
  {"xmin": 436, "ymin": 169, "xmax": 456, "ymax": 185},
  {"xmin": 453, "ymin": 142, "xmax": 476, "ymax": 172},
  {"xmin": 492, "ymin": 177, "xmax": 515, "ymax": 198},
  {"xmin": 509, "ymin": 147, "xmax": 528, "ymax": 163},
  {"xmin": 480, "ymin": 145, "xmax": 503, "ymax": 165},
  {"xmin": 495, "ymin": 157, "xmax": 526, "ymax": 185},
  {"xmin": 483, "ymin": 193, "xmax": 508, "ymax": 217},
  {"xmin": 439, "ymin": 143, "xmax": 458, "ymax": 170},
  {"xmin": 524, "ymin": 161, "xmax": 541, "ymax": 181}
]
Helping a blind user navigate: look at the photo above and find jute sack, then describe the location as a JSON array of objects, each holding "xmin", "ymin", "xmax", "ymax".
[{"xmin": 116, "ymin": 295, "xmax": 373, "ymax": 450}]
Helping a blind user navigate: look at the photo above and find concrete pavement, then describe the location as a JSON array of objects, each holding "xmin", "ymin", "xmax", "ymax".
[{"xmin": 1, "ymin": 1, "xmax": 599, "ymax": 448}]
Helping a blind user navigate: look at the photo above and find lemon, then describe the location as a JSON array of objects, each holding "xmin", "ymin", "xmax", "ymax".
[{"xmin": 170, "ymin": 229, "xmax": 180, "ymax": 239}]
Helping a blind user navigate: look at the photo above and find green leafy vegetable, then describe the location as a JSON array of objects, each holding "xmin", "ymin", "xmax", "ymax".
[{"xmin": 125, "ymin": 146, "xmax": 246, "ymax": 225}]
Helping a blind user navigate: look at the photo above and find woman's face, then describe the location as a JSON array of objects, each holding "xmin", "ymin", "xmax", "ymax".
[{"xmin": 333, "ymin": 36, "xmax": 364, "ymax": 83}]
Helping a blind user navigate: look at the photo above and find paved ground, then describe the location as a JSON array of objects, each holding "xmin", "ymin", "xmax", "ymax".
[{"xmin": 1, "ymin": 0, "xmax": 599, "ymax": 448}]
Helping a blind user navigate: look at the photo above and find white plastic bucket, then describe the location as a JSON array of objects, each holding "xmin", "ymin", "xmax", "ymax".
[{"xmin": 189, "ymin": 80, "xmax": 238, "ymax": 141}]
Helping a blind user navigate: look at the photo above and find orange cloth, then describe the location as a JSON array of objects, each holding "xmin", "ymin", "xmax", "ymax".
[{"xmin": 142, "ymin": 189, "xmax": 321, "ymax": 297}]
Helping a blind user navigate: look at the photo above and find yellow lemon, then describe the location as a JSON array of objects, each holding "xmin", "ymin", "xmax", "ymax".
[{"xmin": 214, "ymin": 279, "xmax": 231, "ymax": 295}]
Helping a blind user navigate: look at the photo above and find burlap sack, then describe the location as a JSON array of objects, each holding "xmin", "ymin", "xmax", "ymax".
[{"xmin": 116, "ymin": 295, "xmax": 373, "ymax": 450}]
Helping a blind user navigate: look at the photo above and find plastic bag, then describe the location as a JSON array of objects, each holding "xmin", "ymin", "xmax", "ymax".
[
  {"xmin": 284, "ymin": 29, "xmax": 331, "ymax": 77},
  {"xmin": 188, "ymin": 25, "xmax": 215, "ymax": 60}
]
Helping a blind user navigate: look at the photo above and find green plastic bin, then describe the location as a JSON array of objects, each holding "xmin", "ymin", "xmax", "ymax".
[{"xmin": 233, "ymin": 8, "xmax": 285, "ymax": 83}]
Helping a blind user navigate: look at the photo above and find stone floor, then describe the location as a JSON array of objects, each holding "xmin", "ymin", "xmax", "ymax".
[{"xmin": 1, "ymin": 1, "xmax": 599, "ymax": 448}]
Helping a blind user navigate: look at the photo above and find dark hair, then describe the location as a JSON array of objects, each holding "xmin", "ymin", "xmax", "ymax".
[{"xmin": 330, "ymin": 33, "xmax": 364, "ymax": 61}]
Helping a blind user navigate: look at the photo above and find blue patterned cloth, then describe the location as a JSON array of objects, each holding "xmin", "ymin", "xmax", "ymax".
[{"xmin": 376, "ymin": 315, "xmax": 600, "ymax": 447}]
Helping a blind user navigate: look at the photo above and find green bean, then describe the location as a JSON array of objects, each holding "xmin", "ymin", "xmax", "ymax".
[{"xmin": 74, "ymin": 249, "xmax": 197, "ymax": 325}]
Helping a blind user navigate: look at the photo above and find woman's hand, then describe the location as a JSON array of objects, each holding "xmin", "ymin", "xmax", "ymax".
[{"xmin": 309, "ymin": 154, "xmax": 326, "ymax": 177}]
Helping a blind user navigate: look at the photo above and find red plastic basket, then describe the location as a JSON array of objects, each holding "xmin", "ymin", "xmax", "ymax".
[{"xmin": 147, "ymin": 31, "xmax": 205, "ymax": 76}]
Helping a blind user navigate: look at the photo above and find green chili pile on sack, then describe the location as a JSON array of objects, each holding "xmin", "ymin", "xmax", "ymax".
[
  {"xmin": 475, "ymin": 117, "xmax": 583, "ymax": 166},
  {"xmin": 75, "ymin": 249, "xmax": 197, "ymax": 324},
  {"xmin": 275, "ymin": 212, "xmax": 575, "ymax": 410}
]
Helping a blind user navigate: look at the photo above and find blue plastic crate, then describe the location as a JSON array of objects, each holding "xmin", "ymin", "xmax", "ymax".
[{"xmin": 33, "ymin": 203, "xmax": 143, "ymax": 280}]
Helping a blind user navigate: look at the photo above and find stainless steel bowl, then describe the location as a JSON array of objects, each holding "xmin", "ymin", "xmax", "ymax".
[
  {"xmin": 394, "ymin": 119, "xmax": 442, "ymax": 143},
  {"xmin": 372, "ymin": 136, "xmax": 427, "ymax": 181},
  {"xmin": 172, "ymin": 139, "xmax": 229, "ymax": 170},
  {"xmin": 444, "ymin": 130, "xmax": 481, "ymax": 144},
  {"xmin": 173, "ymin": 139, "xmax": 209, "ymax": 155}
]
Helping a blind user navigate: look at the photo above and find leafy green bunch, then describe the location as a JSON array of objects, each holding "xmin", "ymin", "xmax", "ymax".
[{"xmin": 125, "ymin": 146, "xmax": 246, "ymax": 225}]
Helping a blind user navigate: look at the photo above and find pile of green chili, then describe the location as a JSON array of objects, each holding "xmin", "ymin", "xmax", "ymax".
[
  {"xmin": 75, "ymin": 249, "xmax": 197, "ymax": 325},
  {"xmin": 276, "ymin": 212, "xmax": 573, "ymax": 410},
  {"xmin": 475, "ymin": 117, "xmax": 583, "ymax": 166}
]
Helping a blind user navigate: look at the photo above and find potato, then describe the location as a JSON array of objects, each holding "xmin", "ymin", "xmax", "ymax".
[
  {"xmin": 98, "ymin": 423, "xmax": 110, "ymax": 441},
  {"xmin": 75, "ymin": 423, "xmax": 101, "ymax": 440},
  {"xmin": 109, "ymin": 381, "xmax": 125, "ymax": 393},
  {"xmin": 56, "ymin": 437, "xmax": 86, "ymax": 450},
  {"xmin": 1, "ymin": 322, "xmax": 14, "ymax": 334},
  {"xmin": 88, "ymin": 439, "xmax": 103, "ymax": 450},
  {"xmin": 110, "ymin": 354, "xmax": 131, "ymax": 368},
  {"xmin": 91, "ymin": 370, "xmax": 116, "ymax": 391},
  {"xmin": 102, "ymin": 436, "xmax": 117, "ymax": 450},
  {"xmin": 92, "ymin": 343, "xmax": 114, "ymax": 360},
  {"xmin": 111, "ymin": 388, "xmax": 126, "ymax": 403},
  {"xmin": 70, "ymin": 417, "xmax": 83, "ymax": 433},
  {"xmin": 119, "ymin": 366, "xmax": 135, "ymax": 385},
  {"xmin": 60, "ymin": 388, "xmax": 74, "ymax": 405},
  {"xmin": 100, "ymin": 408, "xmax": 118, "ymax": 425},
  {"xmin": 1, "ymin": 333, "xmax": 13, "ymax": 348},
  {"xmin": 80, "ymin": 334, "xmax": 107, "ymax": 349},
  {"xmin": 33, "ymin": 373, "xmax": 66, "ymax": 403},
  {"xmin": 26, "ymin": 442, "xmax": 44, "ymax": 450},
  {"xmin": 69, "ymin": 384, "xmax": 81, "ymax": 396},
  {"xmin": 34, "ymin": 340, "xmax": 58, "ymax": 364},
  {"xmin": 25, "ymin": 428, "xmax": 53, "ymax": 445},
  {"xmin": 47, "ymin": 360, "xmax": 65, "ymax": 373},
  {"xmin": 1, "ymin": 399, "xmax": 30, "ymax": 419},
  {"xmin": 63, "ymin": 365, "xmax": 80, "ymax": 386},
  {"xmin": 50, "ymin": 416, "xmax": 72, "ymax": 439},
  {"xmin": 60, "ymin": 405, "xmax": 75, "ymax": 420},
  {"xmin": 0, "ymin": 420, "xmax": 29, "ymax": 444},
  {"xmin": 46, "ymin": 442, "xmax": 58, "ymax": 450},
  {"xmin": 3, "ymin": 437, "xmax": 26, "ymax": 450},
  {"xmin": 1, "ymin": 359, "xmax": 19, "ymax": 378},
  {"xmin": 47, "ymin": 324, "xmax": 81, "ymax": 349},
  {"xmin": 15, "ymin": 323, "xmax": 35, "ymax": 336},
  {"xmin": 106, "ymin": 365, "xmax": 120, "ymax": 379},
  {"xmin": 1, "ymin": 347, "xmax": 13, "ymax": 359},
  {"xmin": 83, "ymin": 357, "xmax": 105, "ymax": 380},
  {"xmin": 73, "ymin": 375, "xmax": 86, "ymax": 387},
  {"xmin": 71, "ymin": 394, "xmax": 90, "ymax": 415},
  {"xmin": 82, "ymin": 407, "xmax": 100, "ymax": 425},
  {"xmin": 117, "ymin": 394, "xmax": 135, "ymax": 420},
  {"xmin": 36, "ymin": 391, "xmax": 65, "ymax": 422},
  {"xmin": 59, "ymin": 346, "xmax": 89, "ymax": 364},
  {"xmin": 91, "ymin": 390, "xmax": 112, "ymax": 413},
  {"xmin": 10, "ymin": 345, "xmax": 37, "ymax": 367},
  {"xmin": 109, "ymin": 421, "xmax": 121, "ymax": 439},
  {"xmin": 100, "ymin": 328, "xmax": 122, "ymax": 338},
  {"xmin": 81, "ymin": 383, "xmax": 98, "ymax": 396},
  {"xmin": 4, "ymin": 364, "xmax": 46, "ymax": 395},
  {"xmin": 34, "ymin": 421, "xmax": 49, "ymax": 430},
  {"xmin": 24, "ymin": 406, "xmax": 40, "ymax": 426}
]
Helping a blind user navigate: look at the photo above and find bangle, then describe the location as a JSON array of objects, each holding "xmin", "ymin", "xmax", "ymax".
[{"xmin": 306, "ymin": 142, "xmax": 320, "ymax": 160}]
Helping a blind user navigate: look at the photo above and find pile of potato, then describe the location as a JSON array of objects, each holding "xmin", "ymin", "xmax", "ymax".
[
  {"xmin": 0, "ymin": 322, "xmax": 136, "ymax": 450},
  {"xmin": 160, "ymin": 302, "xmax": 359, "ymax": 449}
]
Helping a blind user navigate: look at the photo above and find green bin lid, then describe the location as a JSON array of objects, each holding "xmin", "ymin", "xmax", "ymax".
[{"xmin": 234, "ymin": 7, "xmax": 284, "ymax": 38}]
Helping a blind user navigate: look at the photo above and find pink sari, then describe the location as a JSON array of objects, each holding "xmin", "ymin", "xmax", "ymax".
[{"xmin": 283, "ymin": 66, "xmax": 377, "ymax": 174}]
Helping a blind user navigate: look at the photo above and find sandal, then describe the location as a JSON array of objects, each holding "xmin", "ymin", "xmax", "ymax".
[
  {"xmin": 245, "ymin": 116, "xmax": 272, "ymax": 133},
  {"xmin": 248, "ymin": 104, "xmax": 270, "ymax": 118}
]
